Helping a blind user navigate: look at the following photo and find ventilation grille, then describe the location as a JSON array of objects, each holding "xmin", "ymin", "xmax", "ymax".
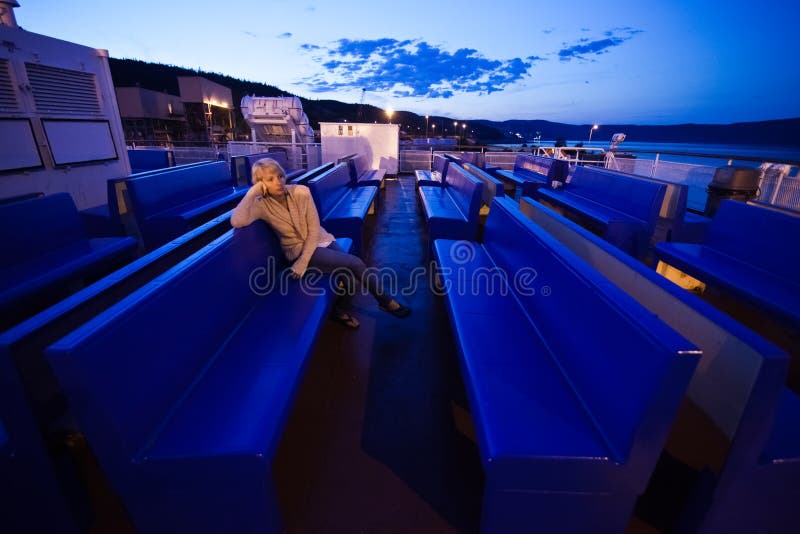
[
  {"xmin": 26, "ymin": 63, "xmax": 101, "ymax": 115},
  {"xmin": 0, "ymin": 59, "xmax": 18, "ymax": 112}
]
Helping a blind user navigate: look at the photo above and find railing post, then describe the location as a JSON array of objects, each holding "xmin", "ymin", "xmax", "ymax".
[{"xmin": 651, "ymin": 153, "xmax": 660, "ymax": 178}]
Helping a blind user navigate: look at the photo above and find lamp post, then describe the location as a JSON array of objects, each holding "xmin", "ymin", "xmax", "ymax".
[
  {"xmin": 425, "ymin": 115, "xmax": 429, "ymax": 138},
  {"xmin": 431, "ymin": 124, "xmax": 436, "ymax": 137},
  {"xmin": 588, "ymin": 124, "xmax": 599, "ymax": 144},
  {"xmin": 386, "ymin": 106, "xmax": 394, "ymax": 124},
  {"xmin": 462, "ymin": 123, "xmax": 467, "ymax": 145}
]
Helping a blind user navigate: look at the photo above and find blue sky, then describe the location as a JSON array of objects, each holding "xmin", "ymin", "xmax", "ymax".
[{"xmin": 16, "ymin": 0, "xmax": 800, "ymax": 124}]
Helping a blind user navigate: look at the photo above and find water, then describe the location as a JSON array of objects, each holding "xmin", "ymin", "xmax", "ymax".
[{"xmin": 516, "ymin": 141, "xmax": 800, "ymax": 166}]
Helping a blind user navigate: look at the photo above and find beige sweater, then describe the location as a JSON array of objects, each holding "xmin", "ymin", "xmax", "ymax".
[{"xmin": 230, "ymin": 184, "xmax": 335, "ymax": 275}]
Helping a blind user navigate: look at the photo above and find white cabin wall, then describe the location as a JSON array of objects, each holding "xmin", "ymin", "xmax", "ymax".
[
  {"xmin": 320, "ymin": 122, "xmax": 399, "ymax": 174},
  {"xmin": 0, "ymin": 25, "xmax": 130, "ymax": 209}
]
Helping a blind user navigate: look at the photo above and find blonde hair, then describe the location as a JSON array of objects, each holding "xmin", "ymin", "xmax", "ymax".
[{"xmin": 251, "ymin": 158, "xmax": 286, "ymax": 182}]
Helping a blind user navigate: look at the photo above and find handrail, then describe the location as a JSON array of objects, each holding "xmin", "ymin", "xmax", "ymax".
[{"xmin": 613, "ymin": 149, "xmax": 800, "ymax": 166}]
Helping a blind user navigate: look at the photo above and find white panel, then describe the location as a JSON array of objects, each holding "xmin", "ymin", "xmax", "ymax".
[
  {"xmin": 43, "ymin": 120, "xmax": 117, "ymax": 165},
  {"xmin": 0, "ymin": 119, "xmax": 42, "ymax": 171},
  {"xmin": 320, "ymin": 122, "xmax": 399, "ymax": 173}
]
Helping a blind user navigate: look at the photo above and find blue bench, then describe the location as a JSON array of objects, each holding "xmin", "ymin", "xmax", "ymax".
[
  {"xmin": 531, "ymin": 165, "xmax": 667, "ymax": 258},
  {"xmin": 127, "ymin": 149, "xmax": 175, "ymax": 174},
  {"xmin": 460, "ymin": 161, "xmax": 505, "ymax": 206},
  {"xmin": 519, "ymin": 197, "xmax": 799, "ymax": 532},
  {"xmin": 346, "ymin": 154, "xmax": 386, "ymax": 188},
  {"xmin": 230, "ymin": 151, "xmax": 305, "ymax": 187},
  {"xmin": 491, "ymin": 154, "xmax": 568, "ymax": 198},
  {"xmin": 0, "ymin": 210, "xmax": 234, "ymax": 529},
  {"xmin": 80, "ymin": 161, "xmax": 217, "ymax": 237},
  {"xmin": 45, "ymin": 222, "xmax": 351, "ymax": 532},
  {"xmin": 433, "ymin": 197, "xmax": 699, "ymax": 532},
  {"xmin": 126, "ymin": 160, "xmax": 247, "ymax": 250},
  {"xmin": 655, "ymin": 200, "xmax": 800, "ymax": 329},
  {"xmin": 1, "ymin": 193, "xmax": 137, "ymax": 330},
  {"xmin": 415, "ymin": 154, "xmax": 450, "ymax": 189},
  {"xmin": 288, "ymin": 161, "xmax": 335, "ymax": 185},
  {"xmin": 418, "ymin": 163, "xmax": 483, "ymax": 250},
  {"xmin": 308, "ymin": 162, "xmax": 377, "ymax": 254}
]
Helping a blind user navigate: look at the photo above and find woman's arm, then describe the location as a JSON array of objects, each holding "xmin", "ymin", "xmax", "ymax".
[
  {"xmin": 290, "ymin": 187, "xmax": 321, "ymax": 277},
  {"xmin": 230, "ymin": 183, "xmax": 264, "ymax": 228}
]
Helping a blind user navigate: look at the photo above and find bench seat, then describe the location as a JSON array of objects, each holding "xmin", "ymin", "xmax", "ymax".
[
  {"xmin": 127, "ymin": 161, "xmax": 246, "ymax": 250},
  {"xmin": 532, "ymin": 165, "xmax": 666, "ymax": 258},
  {"xmin": 434, "ymin": 197, "xmax": 698, "ymax": 531},
  {"xmin": 1, "ymin": 193, "xmax": 137, "ymax": 329},
  {"xmin": 1, "ymin": 237, "xmax": 136, "ymax": 303},
  {"xmin": 655, "ymin": 200, "xmax": 800, "ymax": 327},
  {"xmin": 491, "ymin": 155, "xmax": 568, "ymax": 198},
  {"xmin": 654, "ymin": 243, "xmax": 800, "ymax": 325},
  {"xmin": 415, "ymin": 155, "xmax": 450, "ymax": 189},
  {"xmin": 418, "ymin": 164, "xmax": 483, "ymax": 248},
  {"xmin": 347, "ymin": 154, "xmax": 386, "ymax": 188},
  {"xmin": 46, "ymin": 223, "xmax": 350, "ymax": 532},
  {"xmin": 518, "ymin": 196, "xmax": 798, "ymax": 533},
  {"xmin": 309, "ymin": 163, "xmax": 377, "ymax": 254}
]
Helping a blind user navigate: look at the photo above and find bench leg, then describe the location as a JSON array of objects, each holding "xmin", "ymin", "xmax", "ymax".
[{"xmin": 481, "ymin": 484, "xmax": 635, "ymax": 533}]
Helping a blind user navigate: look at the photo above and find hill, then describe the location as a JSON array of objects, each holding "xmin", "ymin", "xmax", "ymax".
[
  {"xmin": 477, "ymin": 119, "xmax": 800, "ymax": 147},
  {"xmin": 108, "ymin": 58, "xmax": 800, "ymax": 147}
]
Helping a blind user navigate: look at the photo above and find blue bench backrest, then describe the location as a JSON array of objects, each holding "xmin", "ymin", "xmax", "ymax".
[
  {"xmin": 444, "ymin": 164, "xmax": 483, "ymax": 220},
  {"xmin": 231, "ymin": 151, "xmax": 290, "ymax": 186},
  {"xmin": 433, "ymin": 155, "xmax": 450, "ymax": 177},
  {"xmin": 569, "ymin": 166, "xmax": 666, "ymax": 223},
  {"xmin": 46, "ymin": 223, "xmax": 278, "ymax": 479},
  {"xmin": 126, "ymin": 161, "xmax": 233, "ymax": 219},
  {"xmin": 349, "ymin": 154, "xmax": 370, "ymax": 180},
  {"xmin": 128, "ymin": 149, "xmax": 174, "ymax": 172},
  {"xmin": 516, "ymin": 155, "xmax": 568, "ymax": 182},
  {"xmin": 308, "ymin": 163, "xmax": 351, "ymax": 216},
  {"xmin": 462, "ymin": 162, "xmax": 504, "ymax": 204},
  {"xmin": 484, "ymin": 198, "xmax": 695, "ymax": 464},
  {"xmin": 289, "ymin": 161, "xmax": 335, "ymax": 185},
  {"xmin": 0, "ymin": 193, "xmax": 85, "ymax": 268},
  {"xmin": 707, "ymin": 201, "xmax": 800, "ymax": 281}
]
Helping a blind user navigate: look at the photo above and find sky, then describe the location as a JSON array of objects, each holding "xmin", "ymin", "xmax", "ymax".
[{"xmin": 14, "ymin": 0, "xmax": 800, "ymax": 125}]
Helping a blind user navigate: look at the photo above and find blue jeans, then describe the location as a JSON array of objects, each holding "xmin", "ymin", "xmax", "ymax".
[{"xmin": 308, "ymin": 241, "xmax": 392, "ymax": 310}]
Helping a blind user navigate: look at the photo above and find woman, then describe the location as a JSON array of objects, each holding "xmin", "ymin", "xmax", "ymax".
[{"xmin": 231, "ymin": 158, "xmax": 410, "ymax": 328}]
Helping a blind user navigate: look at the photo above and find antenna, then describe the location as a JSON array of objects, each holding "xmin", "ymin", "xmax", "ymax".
[{"xmin": 358, "ymin": 88, "xmax": 366, "ymax": 120}]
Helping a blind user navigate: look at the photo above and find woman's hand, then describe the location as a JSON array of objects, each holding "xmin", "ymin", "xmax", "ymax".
[
  {"xmin": 289, "ymin": 259, "xmax": 307, "ymax": 279},
  {"xmin": 250, "ymin": 180, "xmax": 267, "ymax": 197}
]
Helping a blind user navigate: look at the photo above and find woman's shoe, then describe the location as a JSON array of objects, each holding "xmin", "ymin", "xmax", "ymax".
[
  {"xmin": 379, "ymin": 302, "xmax": 411, "ymax": 318},
  {"xmin": 331, "ymin": 311, "xmax": 360, "ymax": 329}
]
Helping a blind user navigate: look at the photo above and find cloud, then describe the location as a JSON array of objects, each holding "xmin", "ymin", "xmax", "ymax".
[
  {"xmin": 242, "ymin": 31, "xmax": 258, "ymax": 38},
  {"xmin": 542, "ymin": 27, "xmax": 554, "ymax": 34},
  {"xmin": 298, "ymin": 38, "xmax": 536, "ymax": 98},
  {"xmin": 277, "ymin": 32, "xmax": 292, "ymax": 39},
  {"xmin": 557, "ymin": 28, "xmax": 642, "ymax": 61}
]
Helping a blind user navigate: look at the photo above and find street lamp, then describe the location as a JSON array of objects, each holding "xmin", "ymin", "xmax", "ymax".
[
  {"xmin": 462, "ymin": 123, "xmax": 467, "ymax": 145},
  {"xmin": 453, "ymin": 121, "xmax": 458, "ymax": 141},
  {"xmin": 386, "ymin": 106, "xmax": 394, "ymax": 124},
  {"xmin": 425, "ymin": 115, "xmax": 429, "ymax": 138},
  {"xmin": 588, "ymin": 124, "xmax": 599, "ymax": 143},
  {"xmin": 431, "ymin": 124, "xmax": 436, "ymax": 137}
]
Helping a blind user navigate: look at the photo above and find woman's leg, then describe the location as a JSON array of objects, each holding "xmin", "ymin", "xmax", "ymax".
[{"xmin": 307, "ymin": 241, "xmax": 393, "ymax": 308}]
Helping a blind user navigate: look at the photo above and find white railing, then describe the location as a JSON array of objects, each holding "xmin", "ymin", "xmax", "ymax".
[{"xmin": 226, "ymin": 142, "xmax": 322, "ymax": 170}]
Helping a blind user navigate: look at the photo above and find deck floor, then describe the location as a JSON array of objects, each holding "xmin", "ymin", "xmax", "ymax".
[{"xmin": 272, "ymin": 176, "xmax": 673, "ymax": 533}]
